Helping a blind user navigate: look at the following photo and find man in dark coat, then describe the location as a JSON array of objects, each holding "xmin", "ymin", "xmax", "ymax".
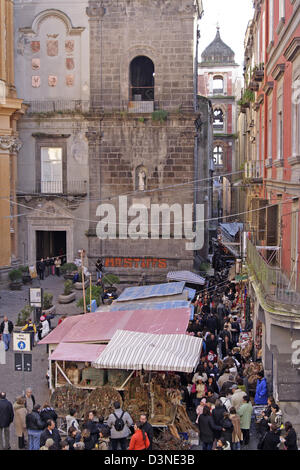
[
  {"xmin": 0, "ymin": 317, "xmax": 14, "ymax": 351},
  {"xmin": 0, "ymin": 392, "xmax": 14, "ymax": 450},
  {"xmin": 26, "ymin": 404, "xmax": 46, "ymax": 450},
  {"xmin": 198, "ymin": 406, "xmax": 222, "ymax": 450},
  {"xmin": 261, "ymin": 424, "xmax": 280, "ymax": 450},
  {"xmin": 206, "ymin": 314, "xmax": 218, "ymax": 336},
  {"xmin": 40, "ymin": 419, "xmax": 61, "ymax": 450},
  {"xmin": 212, "ymin": 400, "xmax": 227, "ymax": 440},
  {"xmin": 140, "ymin": 414, "xmax": 154, "ymax": 450},
  {"xmin": 84, "ymin": 411, "xmax": 100, "ymax": 446}
]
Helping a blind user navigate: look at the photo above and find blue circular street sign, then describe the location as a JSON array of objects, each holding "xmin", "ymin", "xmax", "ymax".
[{"xmin": 18, "ymin": 341, "xmax": 26, "ymax": 350}]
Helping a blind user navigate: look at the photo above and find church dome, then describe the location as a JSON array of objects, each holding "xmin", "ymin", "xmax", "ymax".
[{"xmin": 200, "ymin": 27, "xmax": 237, "ymax": 66}]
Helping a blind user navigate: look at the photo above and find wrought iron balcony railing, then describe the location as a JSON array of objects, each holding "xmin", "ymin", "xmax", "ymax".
[
  {"xmin": 246, "ymin": 237, "xmax": 300, "ymax": 310},
  {"xmin": 17, "ymin": 180, "xmax": 88, "ymax": 196},
  {"xmin": 244, "ymin": 160, "xmax": 263, "ymax": 181}
]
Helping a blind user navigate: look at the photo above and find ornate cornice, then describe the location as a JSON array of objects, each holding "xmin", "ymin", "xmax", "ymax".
[
  {"xmin": 271, "ymin": 64, "xmax": 285, "ymax": 81},
  {"xmin": 0, "ymin": 136, "xmax": 22, "ymax": 153},
  {"xmin": 284, "ymin": 37, "xmax": 300, "ymax": 62}
]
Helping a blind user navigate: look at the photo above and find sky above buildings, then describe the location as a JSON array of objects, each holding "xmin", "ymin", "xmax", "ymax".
[{"xmin": 198, "ymin": 0, "xmax": 254, "ymax": 75}]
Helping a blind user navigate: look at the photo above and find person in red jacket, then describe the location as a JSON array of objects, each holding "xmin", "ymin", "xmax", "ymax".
[{"xmin": 128, "ymin": 422, "xmax": 150, "ymax": 450}]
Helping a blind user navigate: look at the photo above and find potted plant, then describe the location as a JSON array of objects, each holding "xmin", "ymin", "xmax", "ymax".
[
  {"xmin": 58, "ymin": 280, "xmax": 76, "ymax": 304},
  {"xmin": 15, "ymin": 305, "xmax": 34, "ymax": 330},
  {"xmin": 60, "ymin": 263, "xmax": 78, "ymax": 280},
  {"xmin": 42, "ymin": 291, "xmax": 56, "ymax": 316},
  {"xmin": 19, "ymin": 265, "xmax": 32, "ymax": 285},
  {"xmin": 9, "ymin": 269, "xmax": 23, "ymax": 290}
]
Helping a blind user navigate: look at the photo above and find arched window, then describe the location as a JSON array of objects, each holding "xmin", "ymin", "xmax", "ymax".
[
  {"xmin": 130, "ymin": 56, "xmax": 154, "ymax": 101},
  {"xmin": 213, "ymin": 108, "xmax": 224, "ymax": 130},
  {"xmin": 213, "ymin": 76, "xmax": 224, "ymax": 94},
  {"xmin": 213, "ymin": 146, "xmax": 224, "ymax": 167}
]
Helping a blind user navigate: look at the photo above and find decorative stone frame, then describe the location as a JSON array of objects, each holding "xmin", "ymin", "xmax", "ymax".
[
  {"xmin": 34, "ymin": 135, "xmax": 69, "ymax": 194},
  {"xmin": 26, "ymin": 201, "xmax": 74, "ymax": 266},
  {"xmin": 19, "ymin": 9, "xmax": 85, "ymax": 36}
]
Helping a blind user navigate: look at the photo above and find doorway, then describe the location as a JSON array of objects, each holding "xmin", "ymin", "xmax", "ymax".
[{"xmin": 36, "ymin": 230, "xmax": 66, "ymax": 263}]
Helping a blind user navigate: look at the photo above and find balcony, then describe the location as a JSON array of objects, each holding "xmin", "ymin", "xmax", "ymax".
[
  {"xmin": 246, "ymin": 237, "xmax": 300, "ymax": 310},
  {"xmin": 244, "ymin": 160, "xmax": 263, "ymax": 183},
  {"xmin": 17, "ymin": 180, "xmax": 88, "ymax": 197},
  {"xmin": 251, "ymin": 64, "xmax": 265, "ymax": 82}
]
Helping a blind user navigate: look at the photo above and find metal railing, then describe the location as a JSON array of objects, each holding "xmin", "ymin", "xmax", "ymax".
[
  {"xmin": 244, "ymin": 160, "xmax": 263, "ymax": 180},
  {"xmin": 25, "ymin": 99, "xmax": 162, "ymax": 114},
  {"xmin": 17, "ymin": 180, "xmax": 88, "ymax": 196},
  {"xmin": 246, "ymin": 237, "xmax": 300, "ymax": 309}
]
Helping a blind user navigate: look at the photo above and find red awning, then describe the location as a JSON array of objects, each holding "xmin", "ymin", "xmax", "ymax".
[
  {"xmin": 38, "ymin": 308, "xmax": 190, "ymax": 345},
  {"xmin": 49, "ymin": 342, "xmax": 106, "ymax": 362}
]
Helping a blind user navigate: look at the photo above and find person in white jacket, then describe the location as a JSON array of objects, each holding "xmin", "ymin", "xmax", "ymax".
[{"xmin": 40, "ymin": 316, "xmax": 50, "ymax": 339}]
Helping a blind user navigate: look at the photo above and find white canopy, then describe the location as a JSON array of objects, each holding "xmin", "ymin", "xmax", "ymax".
[
  {"xmin": 92, "ymin": 329, "xmax": 202, "ymax": 373},
  {"xmin": 167, "ymin": 270, "xmax": 205, "ymax": 285}
]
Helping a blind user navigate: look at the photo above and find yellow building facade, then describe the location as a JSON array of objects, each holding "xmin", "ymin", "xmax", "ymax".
[{"xmin": 0, "ymin": 0, "xmax": 23, "ymax": 271}]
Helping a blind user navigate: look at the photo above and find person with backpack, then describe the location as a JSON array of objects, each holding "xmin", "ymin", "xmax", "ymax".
[{"xmin": 107, "ymin": 401, "xmax": 133, "ymax": 451}]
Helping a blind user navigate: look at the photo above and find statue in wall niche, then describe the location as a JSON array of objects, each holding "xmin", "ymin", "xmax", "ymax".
[{"xmin": 138, "ymin": 169, "xmax": 146, "ymax": 191}]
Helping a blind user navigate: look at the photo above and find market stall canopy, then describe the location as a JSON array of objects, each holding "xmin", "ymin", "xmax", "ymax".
[
  {"xmin": 49, "ymin": 342, "xmax": 106, "ymax": 362},
  {"xmin": 110, "ymin": 300, "xmax": 191, "ymax": 312},
  {"xmin": 38, "ymin": 315, "xmax": 82, "ymax": 345},
  {"xmin": 38, "ymin": 308, "xmax": 191, "ymax": 345},
  {"xmin": 92, "ymin": 329, "xmax": 202, "ymax": 373},
  {"xmin": 166, "ymin": 271, "xmax": 205, "ymax": 285},
  {"xmin": 115, "ymin": 281, "xmax": 185, "ymax": 302},
  {"xmin": 110, "ymin": 299, "xmax": 194, "ymax": 321}
]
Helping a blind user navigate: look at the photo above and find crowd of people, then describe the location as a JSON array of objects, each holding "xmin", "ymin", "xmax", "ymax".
[
  {"xmin": 36, "ymin": 254, "xmax": 64, "ymax": 281},
  {"xmin": 174, "ymin": 275, "xmax": 298, "ymax": 450},
  {"xmin": 0, "ymin": 244, "xmax": 299, "ymax": 450},
  {"xmin": 0, "ymin": 391, "xmax": 154, "ymax": 451}
]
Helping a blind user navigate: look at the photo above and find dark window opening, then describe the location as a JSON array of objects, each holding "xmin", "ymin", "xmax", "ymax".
[{"xmin": 130, "ymin": 56, "xmax": 154, "ymax": 101}]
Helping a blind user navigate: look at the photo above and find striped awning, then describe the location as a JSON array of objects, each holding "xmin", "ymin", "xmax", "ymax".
[
  {"xmin": 167, "ymin": 271, "xmax": 205, "ymax": 285},
  {"xmin": 92, "ymin": 329, "xmax": 202, "ymax": 373}
]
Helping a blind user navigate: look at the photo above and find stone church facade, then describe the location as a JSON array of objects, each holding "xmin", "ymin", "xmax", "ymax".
[{"xmin": 14, "ymin": 0, "xmax": 212, "ymax": 282}]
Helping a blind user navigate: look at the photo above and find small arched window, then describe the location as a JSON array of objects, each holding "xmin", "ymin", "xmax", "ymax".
[
  {"xmin": 130, "ymin": 56, "xmax": 154, "ymax": 101},
  {"xmin": 213, "ymin": 146, "xmax": 224, "ymax": 167}
]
